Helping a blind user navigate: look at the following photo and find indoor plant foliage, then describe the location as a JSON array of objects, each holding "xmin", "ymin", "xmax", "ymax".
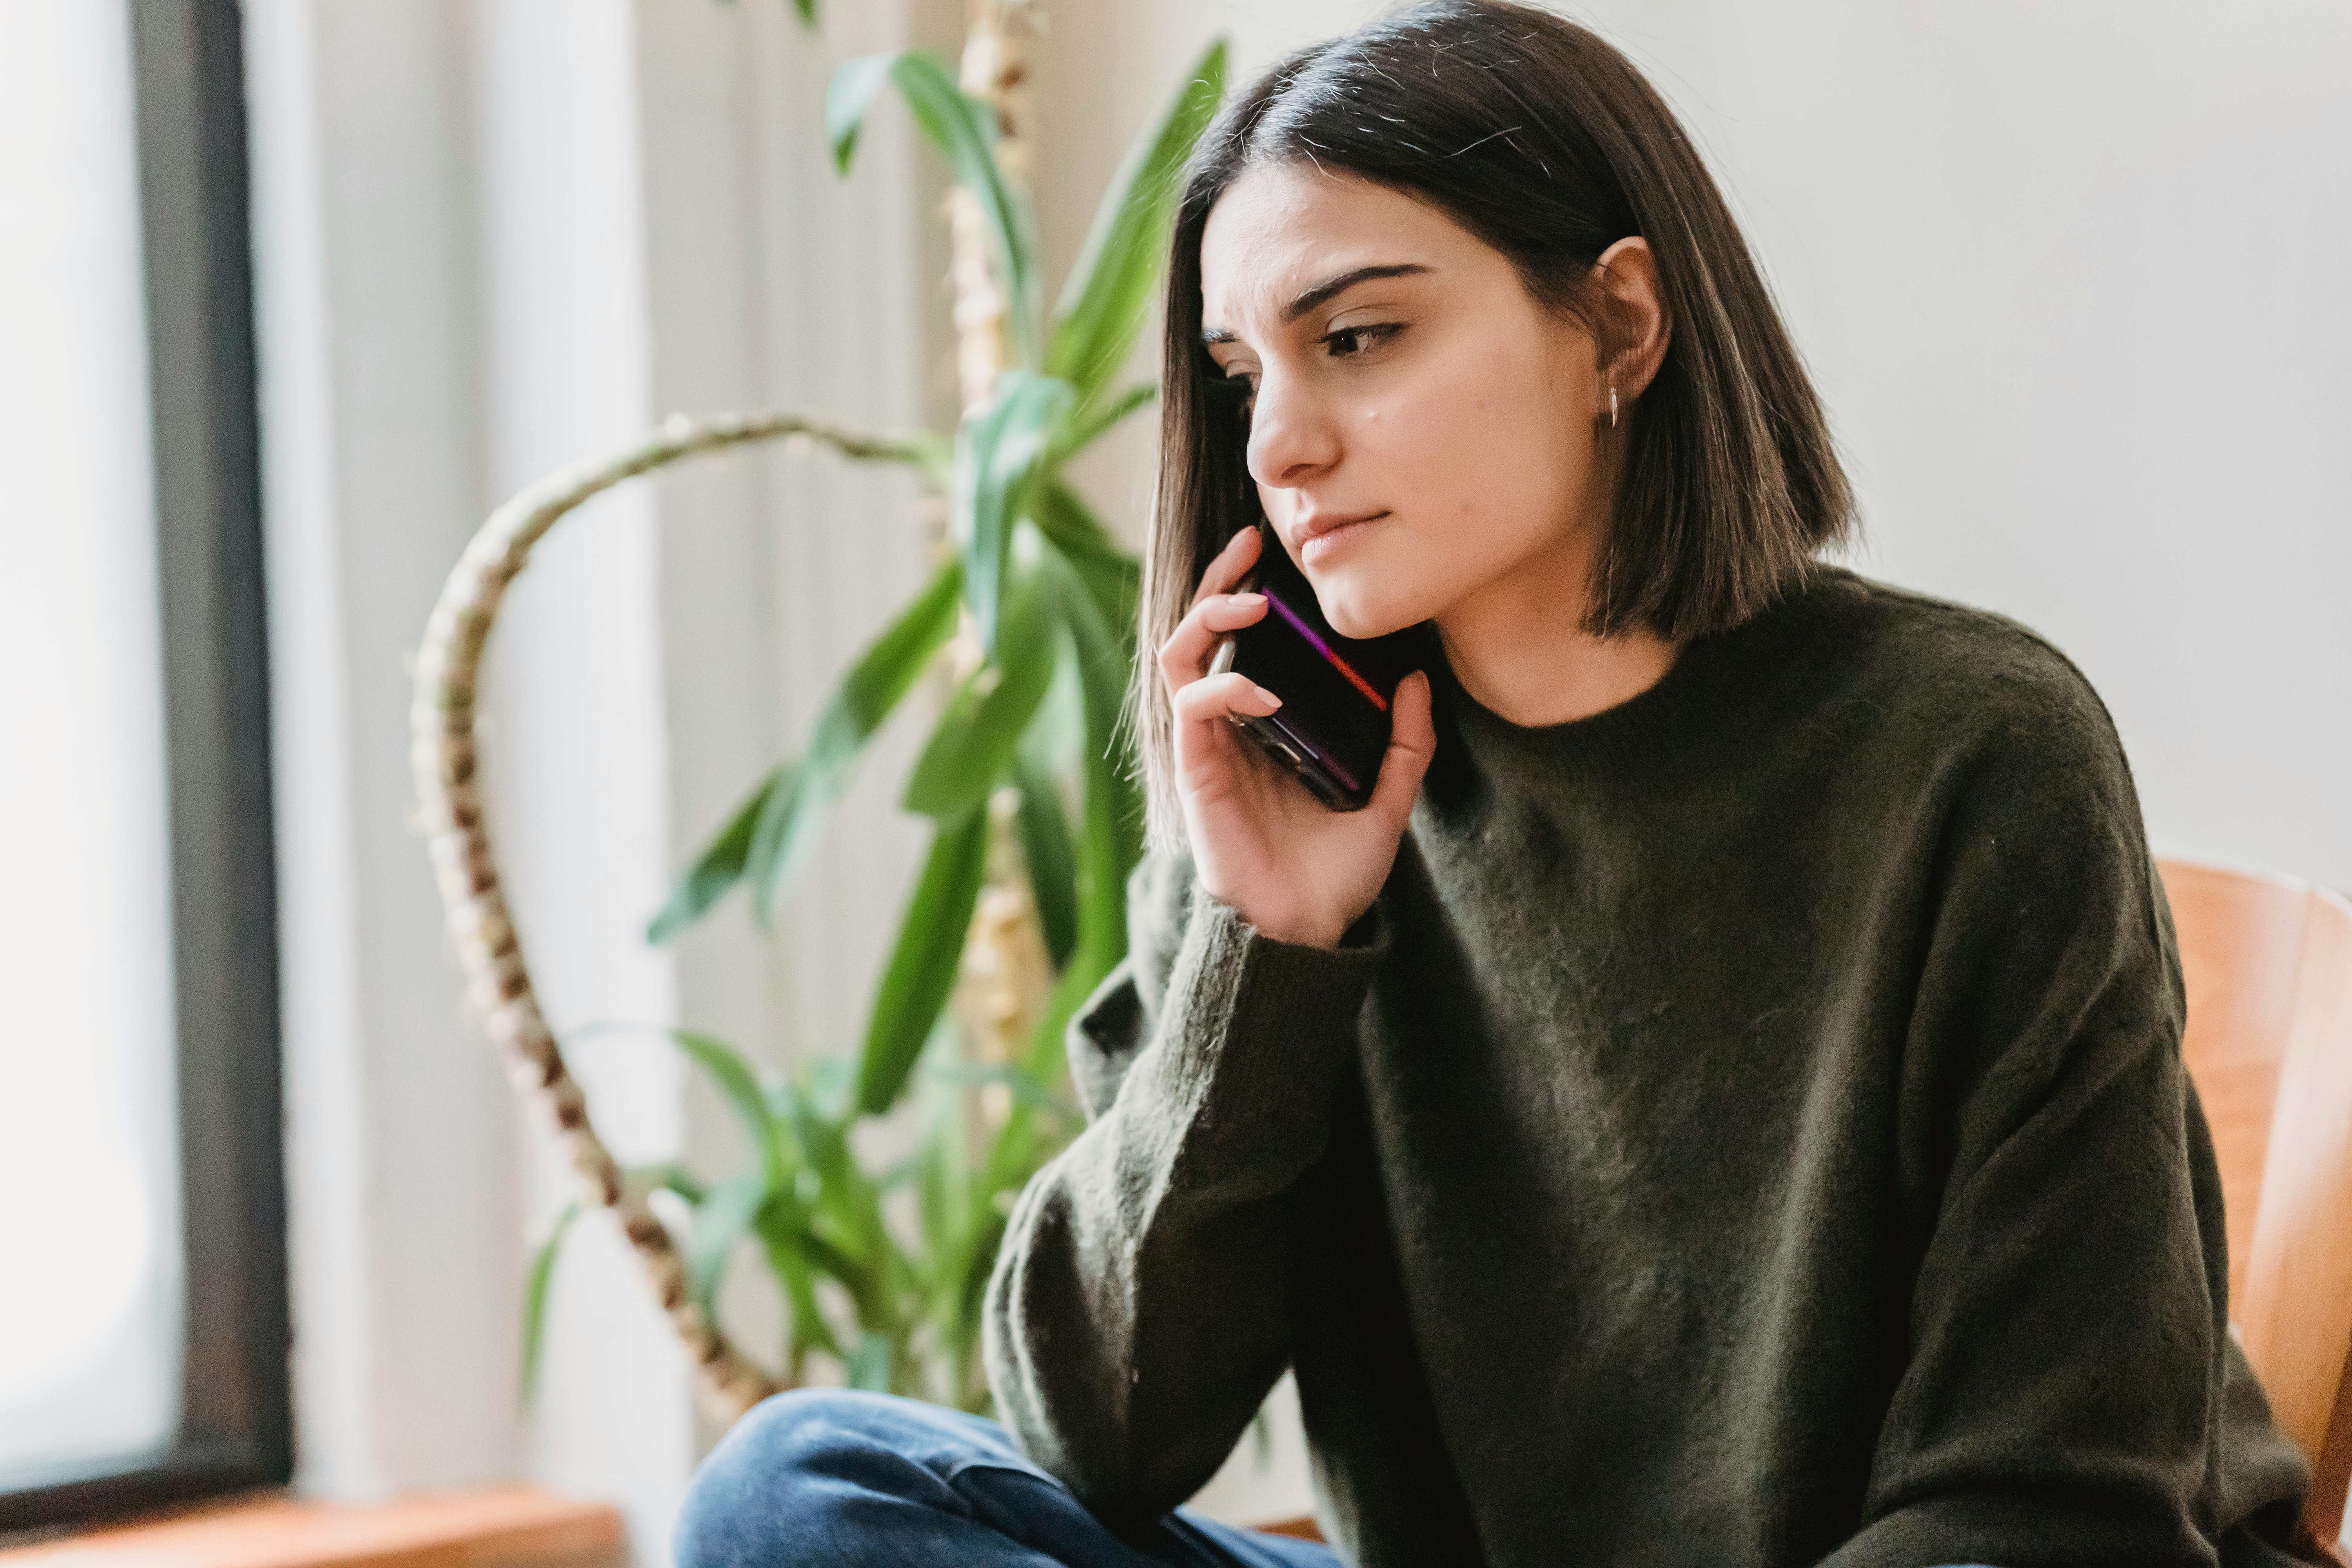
[{"xmin": 411, "ymin": 5, "xmax": 1227, "ymax": 1423}]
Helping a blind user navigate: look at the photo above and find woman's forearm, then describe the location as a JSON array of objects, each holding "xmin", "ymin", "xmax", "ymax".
[{"xmin": 982, "ymin": 889, "xmax": 1382, "ymax": 1523}]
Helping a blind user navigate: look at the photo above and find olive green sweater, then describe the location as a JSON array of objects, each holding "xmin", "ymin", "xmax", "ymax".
[{"xmin": 982, "ymin": 566, "xmax": 2315, "ymax": 1568}]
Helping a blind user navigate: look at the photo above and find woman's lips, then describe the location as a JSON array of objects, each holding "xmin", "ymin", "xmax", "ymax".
[{"xmin": 1298, "ymin": 510, "xmax": 1387, "ymax": 566}]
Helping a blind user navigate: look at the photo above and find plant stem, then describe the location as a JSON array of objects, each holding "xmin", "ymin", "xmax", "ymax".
[
  {"xmin": 413, "ymin": 410, "xmax": 909, "ymax": 1426},
  {"xmin": 949, "ymin": 0, "xmax": 1038, "ymax": 407},
  {"xmin": 946, "ymin": 0, "xmax": 1054, "ymax": 1181}
]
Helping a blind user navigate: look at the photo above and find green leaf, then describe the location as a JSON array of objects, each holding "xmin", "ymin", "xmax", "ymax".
[
  {"xmin": 1028, "ymin": 476, "xmax": 1122, "ymax": 556},
  {"xmin": 626, "ymin": 1161, "xmax": 707, "ymax": 1206},
  {"xmin": 751, "ymin": 1210, "xmax": 842, "ymax": 1372},
  {"xmin": 825, "ymin": 54, "xmax": 897, "ymax": 175},
  {"xmin": 857, "ymin": 809, "xmax": 992, "ymax": 1115},
  {"xmin": 1047, "ymin": 39, "xmax": 1228, "ymax": 403},
  {"xmin": 666, "ymin": 1029, "xmax": 786, "ymax": 1191},
  {"xmin": 914, "ymin": 1111, "xmax": 961, "ymax": 1269},
  {"xmin": 744, "ymin": 1074, "xmax": 893, "ymax": 1349},
  {"xmin": 1020, "ymin": 930, "xmax": 1107, "ymax": 1087},
  {"xmin": 929, "ymin": 1059, "xmax": 1074, "ymax": 1124},
  {"xmin": 742, "ymin": 559, "xmax": 964, "ymax": 925},
  {"xmin": 741, "ymin": 772, "xmax": 824, "ymax": 929},
  {"xmin": 831, "ymin": 559, "xmax": 967, "ymax": 736},
  {"xmin": 832, "ymin": 52, "xmax": 1039, "ymax": 363},
  {"xmin": 1034, "ymin": 547, "xmax": 1145, "ymax": 1052},
  {"xmin": 1013, "ymin": 745, "xmax": 1078, "ymax": 969},
  {"xmin": 983, "ymin": 1096, "xmax": 1051, "ymax": 1194},
  {"xmin": 768, "ymin": 1190, "xmax": 867, "ymax": 1302},
  {"xmin": 1032, "ymin": 480, "xmax": 1142, "ymax": 634},
  {"xmin": 846, "ymin": 1329, "xmax": 894, "ymax": 1392},
  {"xmin": 646, "ymin": 763, "xmax": 786, "ymax": 944},
  {"xmin": 957, "ymin": 373, "xmax": 1074, "ymax": 654},
  {"xmin": 1056, "ymin": 381, "xmax": 1156, "ymax": 460},
  {"xmin": 772, "ymin": 1080, "xmax": 871, "ymax": 1263},
  {"xmin": 651, "ymin": 561, "xmax": 959, "ymax": 941},
  {"xmin": 1042, "ymin": 543, "xmax": 1140, "ymax": 789},
  {"xmin": 902, "ymin": 428, "xmax": 956, "ymax": 486},
  {"xmin": 520, "ymin": 1202, "xmax": 581, "ymax": 1406},
  {"xmin": 895, "ymin": 52, "xmax": 1039, "ymax": 365},
  {"xmin": 1076, "ymin": 730, "xmax": 1145, "ymax": 970},
  {"xmin": 686, "ymin": 1172, "xmax": 771, "ymax": 1319},
  {"xmin": 798, "ymin": 1054, "xmax": 858, "ymax": 1123},
  {"xmin": 903, "ymin": 564, "xmax": 1057, "ymax": 822}
]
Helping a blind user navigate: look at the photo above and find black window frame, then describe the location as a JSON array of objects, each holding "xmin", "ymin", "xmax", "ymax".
[{"xmin": 0, "ymin": 0, "xmax": 291, "ymax": 1530}]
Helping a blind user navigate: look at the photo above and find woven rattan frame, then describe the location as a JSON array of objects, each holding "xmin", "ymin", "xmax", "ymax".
[{"xmin": 409, "ymin": 408, "xmax": 927, "ymax": 1423}]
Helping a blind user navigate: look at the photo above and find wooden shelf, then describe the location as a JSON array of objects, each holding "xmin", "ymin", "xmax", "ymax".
[{"xmin": 0, "ymin": 1485, "xmax": 625, "ymax": 1568}]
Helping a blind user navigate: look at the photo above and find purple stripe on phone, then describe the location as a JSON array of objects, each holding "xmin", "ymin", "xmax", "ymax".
[{"xmin": 1260, "ymin": 589, "xmax": 1390, "ymax": 712}]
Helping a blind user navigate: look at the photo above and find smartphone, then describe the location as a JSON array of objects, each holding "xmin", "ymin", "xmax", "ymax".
[{"xmin": 1207, "ymin": 523, "xmax": 1426, "ymax": 811}]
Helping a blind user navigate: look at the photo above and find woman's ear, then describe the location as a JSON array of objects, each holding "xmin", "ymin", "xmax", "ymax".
[{"xmin": 1592, "ymin": 236, "xmax": 1670, "ymax": 402}]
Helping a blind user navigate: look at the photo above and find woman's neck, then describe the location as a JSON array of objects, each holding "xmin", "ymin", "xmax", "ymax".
[{"xmin": 1434, "ymin": 532, "xmax": 1679, "ymax": 729}]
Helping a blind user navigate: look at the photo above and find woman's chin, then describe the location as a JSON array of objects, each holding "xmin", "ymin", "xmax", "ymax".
[
  {"xmin": 1319, "ymin": 592, "xmax": 1418, "ymax": 642},
  {"xmin": 1308, "ymin": 553, "xmax": 1435, "ymax": 640}
]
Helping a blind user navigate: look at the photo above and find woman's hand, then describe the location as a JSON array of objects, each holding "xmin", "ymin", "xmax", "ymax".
[{"xmin": 1158, "ymin": 526, "xmax": 1436, "ymax": 950}]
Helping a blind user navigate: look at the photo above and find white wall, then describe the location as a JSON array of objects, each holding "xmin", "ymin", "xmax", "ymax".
[{"xmin": 246, "ymin": 0, "xmax": 523, "ymax": 1501}]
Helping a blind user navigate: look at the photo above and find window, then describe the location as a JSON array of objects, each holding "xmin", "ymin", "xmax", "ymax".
[{"xmin": 0, "ymin": 0, "xmax": 289, "ymax": 1527}]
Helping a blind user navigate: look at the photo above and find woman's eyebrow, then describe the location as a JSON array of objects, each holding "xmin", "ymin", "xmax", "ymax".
[
  {"xmin": 1283, "ymin": 262, "xmax": 1431, "ymax": 323},
  {"xmin": 1200, "ymin": 262, "xmax": 1434, "ymax": 345}
]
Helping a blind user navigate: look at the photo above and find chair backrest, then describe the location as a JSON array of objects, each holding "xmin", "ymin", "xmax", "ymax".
[{"xmin": 2160, "ymin": 857, "xmax": 2352, "ymax": 1551}]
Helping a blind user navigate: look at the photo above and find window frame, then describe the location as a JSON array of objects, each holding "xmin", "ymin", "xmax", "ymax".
[{"xmin": 0, "ymin": 0, "xmax": 292, "ymax": 1529}]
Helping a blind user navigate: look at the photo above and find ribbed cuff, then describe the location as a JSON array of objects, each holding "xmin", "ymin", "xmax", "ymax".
[{"xmin": 1145, "ymin": 889, "xmax": 1387, "ymax": 1176}]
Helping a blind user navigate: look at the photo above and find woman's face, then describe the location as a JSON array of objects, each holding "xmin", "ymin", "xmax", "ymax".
[{"xmin": 1198, "ymin": 161, "xmax": 1614, "ymax": 640}]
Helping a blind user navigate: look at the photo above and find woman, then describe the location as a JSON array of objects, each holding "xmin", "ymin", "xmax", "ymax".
[{"xmin": 675, "ymin": 4, "xmax": 2317, "ymax": 1565}]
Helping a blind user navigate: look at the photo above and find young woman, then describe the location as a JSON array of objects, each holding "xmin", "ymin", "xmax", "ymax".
[{"xmin": 674, "ymin": 4, "xmax": 2318, "ymax": 1565}]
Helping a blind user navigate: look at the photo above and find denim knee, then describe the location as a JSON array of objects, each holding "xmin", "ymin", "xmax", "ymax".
[
  {"xmin": 673, "ymin": 1388, "xmax": 1040, "ymax": 1568},
  {"xmin": 677, "ymin": 1390, "xmax": 904, "ymax": 1567}
]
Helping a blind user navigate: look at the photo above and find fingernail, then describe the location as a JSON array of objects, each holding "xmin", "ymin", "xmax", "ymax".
[
  {"xmin": 1230, "ymin": 592, "xmax": 1264, "ymax": 608},
  {"xmin": 1255, "ymin": 685, "xmax": 1282, "ymax": 710}
]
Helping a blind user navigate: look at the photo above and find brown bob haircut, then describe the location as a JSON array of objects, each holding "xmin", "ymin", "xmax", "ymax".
[{"xmin": 1135, "ymin": 0, "xmax": 1854, "ymax": 844}]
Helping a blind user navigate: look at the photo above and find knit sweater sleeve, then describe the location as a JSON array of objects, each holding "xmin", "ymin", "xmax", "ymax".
[
  {"xmin": 981, "ymin": 852, "xmax": 1385, "ymax": 1524},
  {"xmin": 1823, "ymin": 637, "xmax": 2309, "ymax": 1568}
]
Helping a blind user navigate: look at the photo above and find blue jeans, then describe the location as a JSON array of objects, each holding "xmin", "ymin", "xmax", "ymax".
[
  {"xmin": 674, "ymin": 1388, "xmax": 1342, "ymax": 1568},
  {"xmin": 674, "ymin": 1387, "xmax": 2004, "ymax": 1568}
]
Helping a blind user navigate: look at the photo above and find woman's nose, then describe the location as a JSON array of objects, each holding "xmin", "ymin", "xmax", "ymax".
[{"xmin": 1245, "ymin": 372, "xmax": 1340, "ymax": 491}]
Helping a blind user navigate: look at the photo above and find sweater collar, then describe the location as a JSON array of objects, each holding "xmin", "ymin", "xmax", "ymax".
[{"xmin": 1422, "ymin": 561, "xmax": 1856, "ymax": 786}]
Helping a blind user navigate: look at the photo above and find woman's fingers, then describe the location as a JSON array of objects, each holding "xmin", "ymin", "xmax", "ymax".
[
  {"xmin": 1171, "ymin": 670, "xmax": 1282, "ymax": 731},
  {"xmin": 1157, "ymin": 592, "xmax": 1268, "ymax": 693},
  {"xmin": 1163, "ymin": 527, "xmax": 1269, "ymax": 695},
  {"xmin": 1189, "ymin": 524, "xmax": 1263, "ymax": 609},
  {"xmin": 1367, "ymin": 670, "xmax": 1436, "ymax": 826}
]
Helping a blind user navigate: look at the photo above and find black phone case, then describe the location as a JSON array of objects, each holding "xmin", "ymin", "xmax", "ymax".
[{"xmin": 1212, "ymin": 525, "xmax": 1425, "ymax": 811}]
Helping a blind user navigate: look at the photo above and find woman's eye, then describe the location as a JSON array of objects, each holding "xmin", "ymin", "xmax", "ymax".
[{"xmin": 1322, "ymin": 323, "xmax": 1402, "ymax": 359}]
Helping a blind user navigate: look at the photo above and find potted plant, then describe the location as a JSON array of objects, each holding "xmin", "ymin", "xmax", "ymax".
[{"xmin": 410, "ymin": 1, "xmax": 1226, "ymax": 1423}]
